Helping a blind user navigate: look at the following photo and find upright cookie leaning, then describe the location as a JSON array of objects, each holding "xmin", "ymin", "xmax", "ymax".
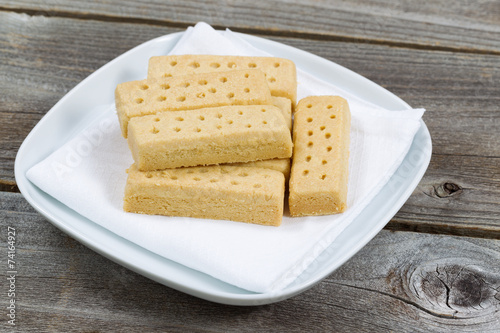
[{"xmin": 288, "ymin": 96, "xmax": 351, "ymax": 217}]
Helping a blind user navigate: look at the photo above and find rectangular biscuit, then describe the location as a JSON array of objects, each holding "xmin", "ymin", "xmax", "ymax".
[
  {"xmin": 127, "ymin": 105, "xmax": 293, "ymax": 171},
  {"xmin": 115, "ymin": 69, "xmax": 273, "ymax": 138},
  {"xmin": 148, "ymin": 55, "xmax": 297, "ymax": 105},
  {"xmin": 289, "ymin": 96, "xmax": 351, "ymax": 217},
  {"xmin": 231, "ymin": 158, "xmax": 291, "ymax": 181},
  {"xmin": 272, "ymin": 96, "xmax": 292, "ymax": 131},
  {"xmin": 124, "ymin": 164, "xmax": 285, "ymax": 226}
]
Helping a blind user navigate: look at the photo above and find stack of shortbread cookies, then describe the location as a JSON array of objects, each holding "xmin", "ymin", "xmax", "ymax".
[{"xmin": 116, "ymin": 55, "xmax": 350, "ymax": 226}]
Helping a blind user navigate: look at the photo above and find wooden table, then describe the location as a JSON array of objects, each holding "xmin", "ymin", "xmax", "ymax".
[{"xmin": 1, "ymin": 1, "xmax": 499, "ymax": 332}]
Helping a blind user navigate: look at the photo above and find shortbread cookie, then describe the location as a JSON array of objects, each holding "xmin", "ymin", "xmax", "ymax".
[
  {"xmin": 289, "ymin": 96, "xmax": 351, "ymax": 217},
  {"xmin": 272, "ymin": 96, "xmax": 292, "ymax": 131},
  {"xmin": 148, "ymin": 55, "xmax": 297, "ymax": 105},
  {"xmin": 128, "ymin": 105, "xmax": 293, "ymax": 171},
  {"xmin": 116, "ymin": 69, "xmax": 273, "ymax": 137},
  {"xmin": 231, "ymin": 158, "xmax": 291, "ymax": 181},
  {"xmin": 124, "ymin": 164, "xmax": 285, "ymax": 226}
]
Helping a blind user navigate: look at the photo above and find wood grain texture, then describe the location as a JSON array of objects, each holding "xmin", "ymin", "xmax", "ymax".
[
  {"xmin": 1, "ymin": 0, "xmax": 500, "ymax": 53},
  {"xmin": 1, "ymin": 192, "xmax": 499, "ymax": 332},
  {"xmin": 390, "ymin": 154, "xmax": 500, "ymax": 239}
]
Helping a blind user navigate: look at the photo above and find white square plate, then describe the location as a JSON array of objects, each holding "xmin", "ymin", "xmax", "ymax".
[{"xmin": 15, "ymin": 31, "xmax": 432, "ymax": 305}]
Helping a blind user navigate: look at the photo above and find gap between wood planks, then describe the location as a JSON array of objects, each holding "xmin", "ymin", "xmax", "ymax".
[
  {"xmin": 0, "ymin": 180, "xmax": 19, "ymax": 193},
  {"xmin": 385, "ymin": 221, "xmax": 500, "ymax": 241},
  {"xmin": 2, "ymin": 5, "xmax": 500, "ymax": 56}
]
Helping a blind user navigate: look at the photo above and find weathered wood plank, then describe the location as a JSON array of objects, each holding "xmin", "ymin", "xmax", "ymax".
[
  {"xmin": 1, "ymin": 13, "xmax": 499, "ymax": 235},
  {"xmin": 0, "ymin": 112, "xmax": 41, "ymax": 184},
  {"xmin": 1, "ymin": 192, "xmax": 499, "ymax": 332},
  {"xmin": 1, "ymin": 0, "xmax": 500, "ymax": 53},
  {"xmin": 390, "ymin": 154, "xmax": 500, "ymax": 239}
]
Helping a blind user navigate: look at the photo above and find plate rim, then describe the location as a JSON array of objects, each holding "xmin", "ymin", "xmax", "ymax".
[{"xmin": 14, "ymin": 30, "xmax": 432, "ymax": 305}]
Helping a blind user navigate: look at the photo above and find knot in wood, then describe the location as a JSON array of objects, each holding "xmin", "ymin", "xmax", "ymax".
[
  {"xmin": 434, "ymin": 182, "xmax": 462, "ymax": 198},
  {"xmin": 409, "ymin": 264, "xmax": 499, "ymax": 319}
]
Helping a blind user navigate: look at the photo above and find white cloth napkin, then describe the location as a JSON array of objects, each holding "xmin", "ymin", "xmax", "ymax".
[{"xmin": 27, "ymin": 22, "xmax": 424, "ymax": 293}]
